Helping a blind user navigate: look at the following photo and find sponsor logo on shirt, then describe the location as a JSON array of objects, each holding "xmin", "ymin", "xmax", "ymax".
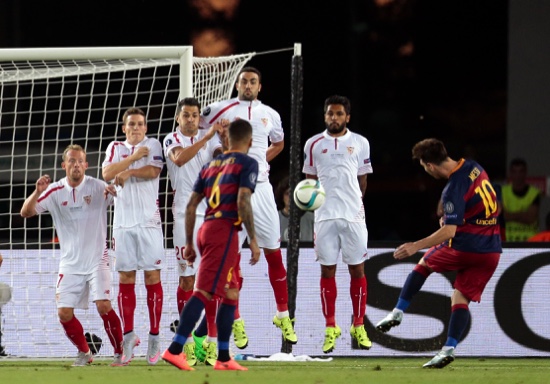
[
  {"xmin": 322, "ymin": 149, "xmax": 328, "ymax": 154},
  {"xmin": 153, "ymin": 156, "xmax": 163, "ymax": 161},
  {"xmin": 444, "ymin": 201, "xmax": 455, "ymax": 214},
  {"xmin": 122, "ymin": 154, "xmax": 128, "ymax": 159},
  {"xmin": 364, "ymin": 158, "xmax": 370, "ymax": 164},
  {"xmin": 62, "ymin": 201, "xmax": 68, "ymax": 206}
]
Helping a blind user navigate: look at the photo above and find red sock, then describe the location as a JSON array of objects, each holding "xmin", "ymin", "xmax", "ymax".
[
  {"xmin": 320, "ymin": 277, "xmax": 337, "ymax": 327},
  {"xmin": 118, "ymin": 283, "xmax": 136, "ymax": 333},
  {"xmin": 265, "ymin": 250, "xmax": 288, "ymax": 312},
  {"xmin": 60, "ymin": 316, "xmax": 89, "ymax": 353},
  {"xmin": 350, "ymin": 276, "xmax": 367, "ymax": 326},
  {"xmin": 101, "ymin": 309, "xmax": 123, "ymax": 354},
  {"xmin": 234, "ymin": 300, "xmax": 241, "ymax": 320},
  {"xmin": 177, "ymin": 286, "xmax": 193, "ymax": 315},
  {"xmin": 146, "ymin": 282, "xmax": 163, "ymax": 335},
  {"xmin": 205, "ymin": 296, "xmax": 220, "ymax": 338}
]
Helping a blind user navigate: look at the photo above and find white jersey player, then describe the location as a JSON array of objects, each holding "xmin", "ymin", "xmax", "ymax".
[
  {"xmin": 102, "ymin": 107, "xmax": 164, "ymax": 366},
  {"xmin": 302, "ymin": 95, "xmax": 373, "ymax": 354},
  {"xmin": 200, "ymin": 67, "xmax": 297, "ymax": 348},
  {"xmin": 20, "ymin": 144, "xmax": 124, "ymax": 366},
  {"xmin": 163, "ymin": 97, "xmax": 226, "ymax": 366}
]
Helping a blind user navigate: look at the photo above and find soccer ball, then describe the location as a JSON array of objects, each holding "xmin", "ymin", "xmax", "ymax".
[{"xmin": 293, "ymin": 179, "xmax": 325, "ymax": 211}]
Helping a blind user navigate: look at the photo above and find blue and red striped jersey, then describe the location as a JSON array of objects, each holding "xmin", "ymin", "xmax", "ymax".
[
  {"xmin": 193, "ymin": 151, "xmax": 258, "ymax": 224},
  {"xmin": 442, "ymin": 158, "xmax": 502, "ymax": 253}
]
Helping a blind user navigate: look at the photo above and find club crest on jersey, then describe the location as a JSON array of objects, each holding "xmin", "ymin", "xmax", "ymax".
[
  {"xmin": 261, "ymin": 118, "xmax": 268, "ymax": 127},
  {"xmin": 83, "ymin": 195, "xmax": 92, "ymax": 205},
  {"xmin": 347, "ymin": 146, "xmax": 354, "ymax": 155},
  {"xmin": 444, "ymin": 201, "xmax": 455, "ymax": 214}
]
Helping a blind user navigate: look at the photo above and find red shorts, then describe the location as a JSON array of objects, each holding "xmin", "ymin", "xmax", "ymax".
[
  {"xmin": 195, "ymin": 219, "xmax": 240, "ymax": 298},
  {"xmin": 423, "ymin": 244, "xmax": 500, "ymax": 302}
]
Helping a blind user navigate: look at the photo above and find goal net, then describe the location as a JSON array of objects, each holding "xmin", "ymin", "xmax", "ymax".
[{"xmin": 0, "ymin": 46, "xmax": 256, "ymax": 357}]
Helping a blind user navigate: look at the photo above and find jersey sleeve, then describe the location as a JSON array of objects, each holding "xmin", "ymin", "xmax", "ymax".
[
  {"xmin": 102, "ymin": 141, "xmax": 118, "ymax": 167},
  {"xmin": 442, "ymin": 178, "xmax": 468, "ymax": 225},
  {"xmin": 148, "ymin": 139, "xmax": 164, "ymax": 169},
  {"xmin": 240, "ymin": 156, "xmax": 258, "ymax": 192},
  {"xmin": 163, "ymin": 133, "xmax": 183, "ymax": 159},
  {"xmin": 192, "ymin": 165, "xmax": 207, "ymax": 195},
  {"xmin": 268, "ymin": 109, "xmax": 284, "ymax": 144},
  {"xmin": 208, "ymin": 133, "xmax": 223, "ymax": 155},
  {"xmin": 302, "ymin": 137, "xmax": 318, "ymax": 176},
  {"xmin": 358, "ymin": 136, "xmax": 373, "ymax": 175},
  {"xmin": 199, "ymin": 100, "xmax": 224, "ymax": 128}
]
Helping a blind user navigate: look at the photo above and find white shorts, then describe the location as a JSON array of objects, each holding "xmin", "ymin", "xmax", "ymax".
[
  {"xmin": 173, "ymin": 214, "xmax": 204, "ymax": 277},
  {"xmin": 314, "ymin": 219, "xmax": 369, "ymax": 266},
  {"xmin": 239, "ymin": 181, "xmax": 280, "ymax": 249},
  {"xmin": 56, "ymin": 268, "xmax": 111, "ymax": 309},
  {"xmin": 113, "ymin": 226, "xmax": 165, "ymax": 271}
]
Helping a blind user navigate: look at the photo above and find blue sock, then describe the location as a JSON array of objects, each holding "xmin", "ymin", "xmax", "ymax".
[
  {"xmin": 216, "ymin": 303, "xmax": 236, "ymax": 362},
  {"xmin": 168, "ymin": 296, "xmax": 205, "ymax": 355},
  {"xmin": 396, "ymin": 270, "xmax": 428, "ymax": 311},
  {"xmin": 446, "ymin": 306, "xmax": 470, "ymax": 348},
  {"xmin": 194, "ymin": 314, "xmax": 207, "ymax": 337}
]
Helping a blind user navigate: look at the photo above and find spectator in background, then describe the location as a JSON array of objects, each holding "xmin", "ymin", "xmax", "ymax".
[
  {"xmin": 103, "ymin": 108, "xmax": 165, "ymax": 365},
  {"xmin": 501, "ymin": 158, "xmax": 541, "ymax": 241},
  {"xmin": 527, "ymin": 212, "xmax": 550, "ymax": 242},
  {"xmin": 275, "ymin": 176, "xmax": 314, "ymax": 242},
  {"xmin": 20, "ymin": 145, "xmax": 124, "ymax": 366}
]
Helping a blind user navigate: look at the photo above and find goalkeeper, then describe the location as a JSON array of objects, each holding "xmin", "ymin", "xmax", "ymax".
[{"xmin": 20, "ymin": 145, "xmax": 124, "ymax": 366}]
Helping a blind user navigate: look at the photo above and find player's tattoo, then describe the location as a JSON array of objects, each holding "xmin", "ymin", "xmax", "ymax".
[{"xmin": 238, "ymin": 188, "xmax": 256, "ymax": 241}]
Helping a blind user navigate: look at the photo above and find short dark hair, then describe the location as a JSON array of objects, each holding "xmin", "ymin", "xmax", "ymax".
[
  {"xmin": 509, "ymin": 158, "xmax": 527, "ymax": 169},
  {"xmin": 412, "ymin": 138, "xmax": 448, "ymax": 165},
  {"xmin": 237, "ymin": 66, "xmax": 262, "ymax": 82},
  {"xmin": 176, "ymin": 97, "xmax": 201, "ymax": 116},
  {"xmin": 228, "ymin": 119, "xmax": 252, "ymax": 143},
  {"xmin": 324, "ymin": 95, "xmax": 351, "ymax": 115},
  {"xmin": 122, "ymin": 107, "xmax": 146, "ymax": 125}
]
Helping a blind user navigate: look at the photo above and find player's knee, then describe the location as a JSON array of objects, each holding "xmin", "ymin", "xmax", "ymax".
[
  {"xmin": 179, "ymin": 276, "xmax": 195, "ymax": 291},
  {"xmin": 95, "ymin": 300, "xmax": 112, "ymax": 315},
  {"xmin": 58, "ymin": 307, "xmax": 74, "ymax": 323}
]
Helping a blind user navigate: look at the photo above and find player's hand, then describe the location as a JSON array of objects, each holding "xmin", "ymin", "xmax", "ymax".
[
  {"xmin": 36, "ymin": 174, "xmax": 51, "ymax": 193},
  {"xmin": 104, "ymin": 184, "xmax": 118, "ymax": 198},
  {"xmin": 393, "ymin": 242, "xmax": 418, "ymax": 260},
  {"xmin": 129, "ymin": 146, "xmax": 149, "ymax": 161},
  {"xmin": 184, "ymin": 244, "xmax": 197, "ymax": 265},
  {"xmin": 113, "ymin": 171, "xmax": 130, "ymax": 188},
  {"xmin": 248, "ymin": 238, "xmax": 261, "ymax": 265}
]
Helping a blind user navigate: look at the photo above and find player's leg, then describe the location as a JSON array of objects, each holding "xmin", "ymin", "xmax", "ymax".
[
  {"xmin": 202, "ymin": 296, "xmax": 220, "ymax": 366},
  {"xmin": 56, "ymin": 274, "xmax": 93, "ymax": 366},
  {"xmin": 376, "ymin": 250, "xmax": 435, "ymax": 333},
  {"xmin": 342, "ymin": 221, "xmax": 371, "ymax": 350},
  {"xmin": 315, "ymin": 220, "xmax": 342, "ymax": 353},
  {"xmin": 139, "ymin": 227, "xmax": 165, "ymax": 366},
  {"xmin": 231, "ymin": 255, "xmax": 248, "ymax": 349},
  {"xmin": 91, "ymin": 266, "xmax": 124, "ymax": 365}
]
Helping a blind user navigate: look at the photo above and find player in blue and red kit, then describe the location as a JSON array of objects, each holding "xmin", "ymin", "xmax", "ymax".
[
  {"xmin": 162, "ymin": 119, "xmax": 261, "ymax": 371},
  {"xmin": 376, "ymin": 138, "xmax": 501, "ymax": 369}
]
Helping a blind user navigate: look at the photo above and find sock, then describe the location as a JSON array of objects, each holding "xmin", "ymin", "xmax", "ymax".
[
  {"xmin": 234, "ymin": 303, "xmax": 241, "ymax": 320},
  {"xmin": 396, "ymin": 265, "xmax": 430, "ymax": 311},
  {"xmin": 60, "ymin": 316, "xmax": 89, "ymax": 353},
  {"xmin": 194, "ymin": 314, "xmax": 207, "ymax": 338},
  {"xmin": 217, "ymin": 299, "xmax": 237, "ymax": 362},
  {"xmin": 205, "ymin": 296, "xmax": 219, "ymax": 338},
  {"xmin": 350, "ymin": 276, "xmax": 367, "ymax": 327},
  {"xmin": 177, "ymin": 286, "xmax": 193, "ymax": 315},
  {"xmin": 446, "ymin": 304, "xmax": 470, "ymax": 348},
  {"xmin": 320, "ymin": 277, "xmax": 337, "ymax": 327},
  {"xmin": 118, "ymin": 283, "xmax": 136, "ymax": 333},
  {"xmin": 100, "ymin": 309, "xmax": 123, "ymax": 354},
  {"xmin": 146, "ymin": 282, "xmax": 163, "ymax": 335},
  {"xmin": 169, "ymin": 292, "xmax": 208, "ymax": 355},
  {"xmin": 265, "ymin": 250, "xmax": 289, "ymax": 312}
]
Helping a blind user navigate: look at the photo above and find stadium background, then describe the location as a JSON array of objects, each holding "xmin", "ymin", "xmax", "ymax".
[{"xmin": 4, "ymin": 0, "xmax": 548, "ymax": 241}]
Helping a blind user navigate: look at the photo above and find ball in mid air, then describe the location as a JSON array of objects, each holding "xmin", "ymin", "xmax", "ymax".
[{"xmin": 293, "ymin": 179, "xmax": 325, "ymax": 211}]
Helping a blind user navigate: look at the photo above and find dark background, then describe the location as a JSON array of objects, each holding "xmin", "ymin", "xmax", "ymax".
[{"xmin": 0, "ymin": 0, "xmax": 508, "ymax": 241}]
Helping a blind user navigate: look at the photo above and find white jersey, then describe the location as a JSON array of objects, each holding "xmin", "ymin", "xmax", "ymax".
[
  {"xmin": 302, "ymin": 129, "xmax": 373, "ymax": 222},
  {"xmin": 102, "ymin": 136, "xmax": 164, "ymax": 228},
  {"xmin": 163, "ymin": 128, "xmax": 222, "ymax": 217},
  {"xmin": 200, "ymin": 97, "xmax": 284, "ymax": 182},
  {"xmin": 35, "ymin": 176, "xmax": 111, "ymax": 274}
]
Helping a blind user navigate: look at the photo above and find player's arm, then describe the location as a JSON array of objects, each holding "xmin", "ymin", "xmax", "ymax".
[
  {"xmin": 358, "ymin": 174, "xmax": 367, "ymax": 199},
  {"xmin": 20, "ymin": 174, "xmax": 51, "ymax": 218},
  {"xmin": 394, "ymin": 224, "xmax": 457, "ymax": 260},
  {"xmin": 170, "ymin": 122, "xmax": 225, "ymax": 166},
  {"xmin": 114, "ymin": 165, "xmax": 162, "ymax": 188},
  {"xmin": 102, "ymin": 146, "xmax": 149, "ymax": 181},
  {"xmin": 238, "ymin": 186, "xmax": 260, "ymax": 265},
  {"xmin": 266, "ymin": 140, "xmax": 284, "ymax": 162}
]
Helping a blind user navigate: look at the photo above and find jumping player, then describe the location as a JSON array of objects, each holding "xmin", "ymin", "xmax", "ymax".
[{"xmin": 200, "ymin": 66, "xmax": 297, "ymax": 348}]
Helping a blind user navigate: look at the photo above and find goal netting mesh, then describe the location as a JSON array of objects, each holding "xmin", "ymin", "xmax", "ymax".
[{"xmin": 0, "ymin": 47, "xmax": 255, "ymax": 357}]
